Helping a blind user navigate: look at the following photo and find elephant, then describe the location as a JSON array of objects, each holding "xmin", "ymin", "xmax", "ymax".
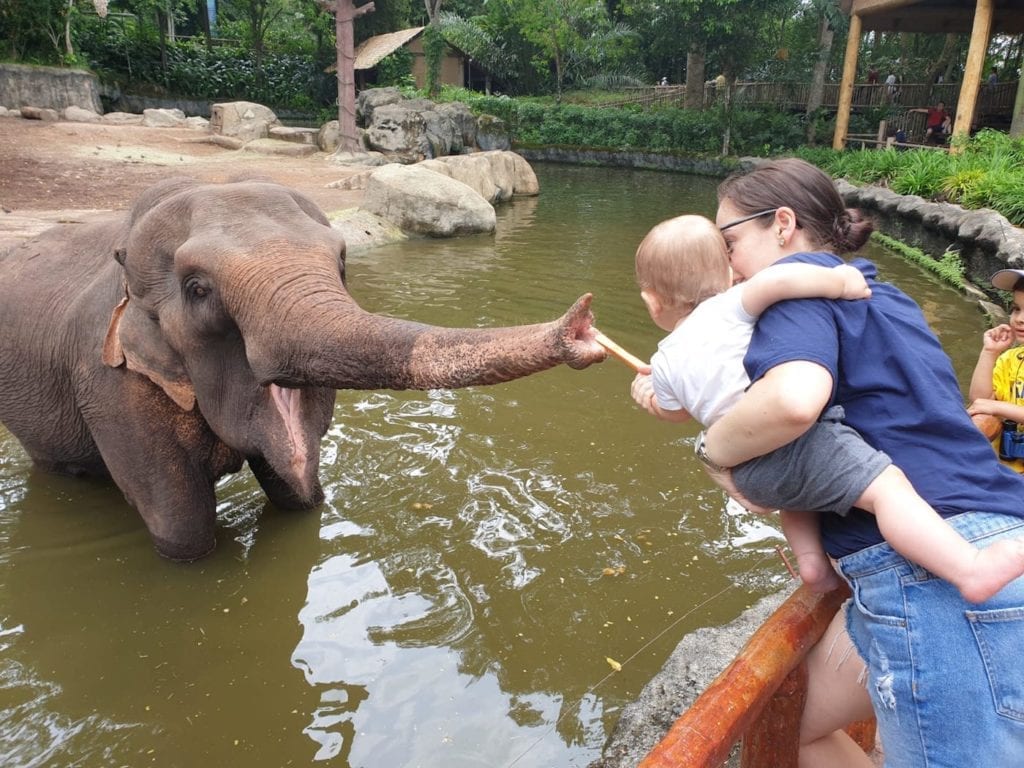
[{"xmin": 0, "ymin": 177, "xmax": 606, "ymax": 561}]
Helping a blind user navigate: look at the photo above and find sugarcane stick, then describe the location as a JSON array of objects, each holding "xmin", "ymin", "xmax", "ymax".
[{"xmin": 594, "ymin": 330, "xmax": 648, "ymax": 372}]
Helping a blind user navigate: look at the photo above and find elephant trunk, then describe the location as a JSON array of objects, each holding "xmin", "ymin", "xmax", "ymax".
[{"xmin": 230, "ymin": 272, "xmax": 604, "ymax": 391}]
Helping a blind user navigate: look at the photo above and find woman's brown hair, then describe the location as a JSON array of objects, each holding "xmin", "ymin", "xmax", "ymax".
[{"xmin": 717, "ymin": 158, "xmax": 873, "ymax": 254}]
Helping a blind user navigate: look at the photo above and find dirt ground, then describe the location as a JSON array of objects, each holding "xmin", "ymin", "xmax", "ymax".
[{"xmin": 0, "ymin": 117, "xmax": 367, "ymax": 246}]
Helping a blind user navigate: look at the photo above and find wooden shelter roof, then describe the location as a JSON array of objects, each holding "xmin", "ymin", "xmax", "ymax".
[
  {"xmin": 841, "ymin": 0, "xmax": 1024, "ymax": 34},
  {"xmin": 353, "ymin": 27, "xmax": 425, "ymax": 70}
]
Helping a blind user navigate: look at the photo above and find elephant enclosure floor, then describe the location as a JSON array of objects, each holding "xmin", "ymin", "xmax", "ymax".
[{"xmin": 0, "ymin": 118, "xmax": 366, "ymax": 249}]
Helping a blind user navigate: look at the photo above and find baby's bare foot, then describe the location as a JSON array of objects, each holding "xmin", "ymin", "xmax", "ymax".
[{"xmin": 959, "ymin": 537, "xmax": 1024, "ymax": 603}]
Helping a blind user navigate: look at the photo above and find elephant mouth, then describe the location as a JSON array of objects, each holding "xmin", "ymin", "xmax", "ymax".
[{"xmin": 269, "ymin": 383, "xmax": 313, "ymax": 486}]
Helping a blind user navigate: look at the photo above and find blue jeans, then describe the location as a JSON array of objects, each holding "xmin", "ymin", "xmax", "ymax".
[{"xmin": 838, "ymin": 512, "xmax": 1024, "ymax": 767}]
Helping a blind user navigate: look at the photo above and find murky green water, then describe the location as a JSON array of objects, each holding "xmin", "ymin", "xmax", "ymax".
[{"xmin": 0, "ymin": 164, "xmax": 988, "ymax": 768}]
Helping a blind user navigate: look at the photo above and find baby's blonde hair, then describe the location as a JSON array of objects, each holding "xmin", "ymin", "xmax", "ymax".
[{"xmin": 635, "ymin": 214, "xmax": 731, "ymax": 313}]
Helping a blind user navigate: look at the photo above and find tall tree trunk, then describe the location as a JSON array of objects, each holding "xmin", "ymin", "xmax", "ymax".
[
  {"xmin": 805, "ymin": 14, "xmax": 835, "ymax": 144},
  {"xmin": 928, "ymin": 33, "xmax": 958, "ymax": 84},
  {"xmin": 1010, "ymin": 73, "xmax": 1024, "ymax": 138},
  {"xmin": 328, "ymin": 1, "xmax": 374, "ymax": 154},
  {"xmin": 684, "ymin": 43, "xmax": 705, "ymax": 110},
  {"xmin": 197, "ymin": 0, "xmax": 212, "ymax": 48}
]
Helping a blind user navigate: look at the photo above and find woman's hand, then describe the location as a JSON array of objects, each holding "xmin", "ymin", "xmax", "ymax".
[{"xmin": 699, "ymin": 464, "xmax": 772, "ymax": 513}]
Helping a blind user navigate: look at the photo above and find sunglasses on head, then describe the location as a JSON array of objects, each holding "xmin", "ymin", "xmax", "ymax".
[{"xmin": 718, "ymin": 208, "xmax": 778, "ymax": 232}]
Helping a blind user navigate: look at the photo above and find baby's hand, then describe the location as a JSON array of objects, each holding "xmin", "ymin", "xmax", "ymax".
[
  {"xmin": 835, "ymin": 264, "xmax": 871, "ymax": 300},
  {"xmin": 630, "ymin": 373, "xmax": 658, "ymax": 415},
  {"xmin": 982, "ymin": 324, "xmax": 1014, "ymax": 354}
]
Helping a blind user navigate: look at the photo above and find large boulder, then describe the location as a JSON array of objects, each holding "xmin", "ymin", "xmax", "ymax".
[
  {"xmin": 356, "ymin": 87, "xmax": 404, "ymax": 127},
  {"xmin": 436, "ymin": 102, "xmax": 477, "ymax": 149},
  {"xmin": 0, "ymin": 63, "xmax": 103, "ymax": 113},
  {"xmin": 142, "ymin": 107, "xmax": 186, "ymax": 128},
  {"xmin": 361, "ymin": 163, "xmax": 496, "ymax": 237},
  {"xmin": 476, "ymin": 114, "xmax": 511, "ymax": 151},
  {"xmin": 365, "ymin": 104, "xmax": 428, "ymax": 157},
  {"xmin": 419, "ymin": 151, "xmax": 540, "ymax": 204},
  {"xmin": 210, "ymin": 101, "xmax": 281, "ymax": 142},
  {"xmin": 63, "ymin": 105, "xmax": 101, "ymax": 123}
]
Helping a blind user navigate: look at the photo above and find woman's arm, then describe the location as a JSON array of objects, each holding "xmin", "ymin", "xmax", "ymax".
[
  {"xmin": 740, "ymin": 264, "xmax": 869, "ymax": 318},
  {"xmin": 702, "ymin": 360, "xmax": 833, "ymax": 467}
]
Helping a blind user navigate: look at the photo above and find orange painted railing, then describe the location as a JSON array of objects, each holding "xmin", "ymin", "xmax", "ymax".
[{"xmin": 638, "ymin": 584, "xmax": 875, "ymax": 768}]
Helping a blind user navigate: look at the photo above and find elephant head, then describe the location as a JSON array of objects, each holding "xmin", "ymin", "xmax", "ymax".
[{"xmin": 98, "ymin": 178, "xmax": 605, "ymax": 551}]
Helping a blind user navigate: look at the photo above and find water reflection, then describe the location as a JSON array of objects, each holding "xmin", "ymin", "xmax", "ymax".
[{"xmin": 0, "ymin": 164, "xmax": 990, "ymax": 768}]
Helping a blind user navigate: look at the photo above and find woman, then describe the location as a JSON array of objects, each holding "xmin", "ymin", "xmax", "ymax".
[{"xmin": 702, "ymin": 158, "xmax": 1024, "ymax": 767}]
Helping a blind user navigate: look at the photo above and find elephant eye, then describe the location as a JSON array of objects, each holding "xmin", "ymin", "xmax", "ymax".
[{"xmin": 184, "ymin": 276, "xmax": 210, "ymax": 300}]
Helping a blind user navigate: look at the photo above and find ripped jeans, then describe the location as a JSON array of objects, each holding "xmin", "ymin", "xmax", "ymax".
[{"xmin": 838, "ymin": 511, "xmax": 1024, "ymax": 768}]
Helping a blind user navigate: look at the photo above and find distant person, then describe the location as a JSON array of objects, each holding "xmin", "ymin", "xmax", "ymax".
[
  {"xmin": 988, "ymin": 67, "xmax": 999, "ymax": 85},
  {"xmin": 884, "ymin": 71, "xmax": 899, "ymax": 101},
  {"xmin": 914, "ymin": 100, "xmax": 951, "ymax": 143},
  {"xmin": 866, "ymin": 67, "xmax": 879, "ymax": 85},
  {"xmin": 969, "ymin": 268, "xmax": 1024, "ymax": 473},
  {"xmin": 659, "ymin": 76, "xmax": 669, "ymax": 86}
]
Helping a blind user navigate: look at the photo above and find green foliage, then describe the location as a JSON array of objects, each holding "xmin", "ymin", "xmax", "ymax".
[
  {"xmin": 376, "ymin": 48, "xmax": 414, "ymax": 88},
  {"xmin": 448, "ymin": 94, "xmax": 807, "ymax": 156},
  {"xmin": 873, "ymin": 233, "xmax": 965, "ymax": 290},
  {"xmin": 795, "ymin": 129, "xmax": 1024, "ymax": 227},
  {"xmin": 422, "ymin": 23, "xmax": 446, "ymax": 97}
]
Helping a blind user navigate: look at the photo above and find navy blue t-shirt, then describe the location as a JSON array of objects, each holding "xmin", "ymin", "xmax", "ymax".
[{"xmin": 744, "ymin": 252, "xmax": 1024, "ymax": 558}]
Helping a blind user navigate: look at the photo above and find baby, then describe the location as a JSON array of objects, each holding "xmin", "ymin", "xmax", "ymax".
[{"xmin": 630, "ymin": 214, "xmax": 1024, "ymax": 603}]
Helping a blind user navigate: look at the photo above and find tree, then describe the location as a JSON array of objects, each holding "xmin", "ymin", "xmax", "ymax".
[
  {"xmin": 318, "ymin": 0, "xmax": 375, "ymax": 154},
  {"xmin": 422, "ymin": 0, "xmax": 444, "ymax": 96},
  {"xmin": 505, "ymin": 0, "xmax": 621, "ymax": 101},
  {"xmin": 438, "ymin": 11, "xmax": 514, "ymax": 94}
]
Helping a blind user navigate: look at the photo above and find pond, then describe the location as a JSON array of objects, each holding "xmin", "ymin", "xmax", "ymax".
[{"xmin": 0, "ymin": 163, "xmax": 988, "ymax": 768}]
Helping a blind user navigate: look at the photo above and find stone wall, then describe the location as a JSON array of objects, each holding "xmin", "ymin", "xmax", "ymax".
[{"xmin": 0, "ymin": 63, "xmax": 103, "ymax": 113}]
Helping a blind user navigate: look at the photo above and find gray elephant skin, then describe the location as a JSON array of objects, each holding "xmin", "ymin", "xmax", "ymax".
[{"xmin": 0, "ymin": 177, "xmax": 605, "ymax": 561}]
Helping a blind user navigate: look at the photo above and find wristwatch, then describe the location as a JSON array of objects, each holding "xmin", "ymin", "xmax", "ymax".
[{"xmin": 695, "ymin": 431, "xmax": 729, "ymax": 473}]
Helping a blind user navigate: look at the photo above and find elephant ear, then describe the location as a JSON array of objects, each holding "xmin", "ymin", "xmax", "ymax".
[{"xmin": 102, "ymin": 294, "xmax": 196, "ymax": 411}]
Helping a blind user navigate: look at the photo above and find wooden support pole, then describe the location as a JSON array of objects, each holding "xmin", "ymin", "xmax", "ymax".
[
  {"xmin": 952, "ymin": 0, "xmax": 994, "ymax": 149},
  {"xmin": 833, "ymin": 13, "xmax": 862, "ymax": 151}
]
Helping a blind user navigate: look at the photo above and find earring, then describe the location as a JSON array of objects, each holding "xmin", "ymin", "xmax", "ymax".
[{"xmin": 778, "ymin": 237, "xmax": 785, "ymax": 246}]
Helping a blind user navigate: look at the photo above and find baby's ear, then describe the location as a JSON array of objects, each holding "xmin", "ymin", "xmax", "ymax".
[{"xmin": 640, "ymin": 289, "xmax": 661, "ymax": 318}]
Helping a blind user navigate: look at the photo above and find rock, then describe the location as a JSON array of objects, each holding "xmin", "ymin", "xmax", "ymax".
[
  {"xmin": 436, "ymin": 102, "xmax": 478, "ymax": 150},
  {"xmin": 328, "ymin": 207, "xmax": 408, "ymax": 252},
  {"xmin": 326, "ymin": 170, "xmax": 374, "ymax": 190},
  {"xmin": 269, "ymin": 126, "xmax": 319, "ymax": 145},
  {"xmin": 63, "ymin": 105, "xmax": 101, "ymax": 123},
  {"xmin": 330, "ymin": 150, "xmax": 389, "ymax": 167},
  {"xmin": 0, "ymin": 106, "xmax": 12, "ymax": 118},
  {"xmin": 421, "ymin": 109, "xmax": 461, "ymax": 158},
  {"xmin": 207, "ymin": 134, "xmax": 245, "ymax": 150},
  {"xmin": 590, "ymin": 590, "xmax": 789, "ymax": 768},
  {"xmin": 185, "ymin": 116, "xmax": 209, "ymax": 130},
  {"xmin": 318, "ymin": 120, "xmax": 340, "ymax": 153},
  {"xmin": 241, "ymin": 138, "xmax": 317, "ymax": 157},
  {"xmin": 210, "ymin": 101, "xmax": 280, "ymax": 142},
  {"xmin": 101, "ymin": 111, "xmax": 144, "ymax": 125},
  {"xmin": 20, "ymin": 106, "xmax": 59, "ymax": 122},
  {"xmin": 366, "ymin": 104, "xmax": 428, "ymax": 157},
  {"xmin": 142, "ymin": 108, "xmax": 186, "ymax": 128},
  {"xmin": 419, "ymin": 151, "xmax": 540, "ymax": 204},
  {"xmin": 476, "ymin": 114, "xmax": 511, "ymax": 151},
  {"xmin": 356, "ymin": 87, "xmax": 404, "ymax": 127},
  {"xmin": 361, "ymin": 163, "xmax": 496, "ymax": 237}
]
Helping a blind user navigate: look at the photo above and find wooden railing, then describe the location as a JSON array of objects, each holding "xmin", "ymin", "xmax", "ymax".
[
  {"xmin": 638, "ymin": 584, "xmax": 876, "ymax": 768},
  {"xmin": 598, "ymin": 81, "xmax": 1017, "ymax": 117}
]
